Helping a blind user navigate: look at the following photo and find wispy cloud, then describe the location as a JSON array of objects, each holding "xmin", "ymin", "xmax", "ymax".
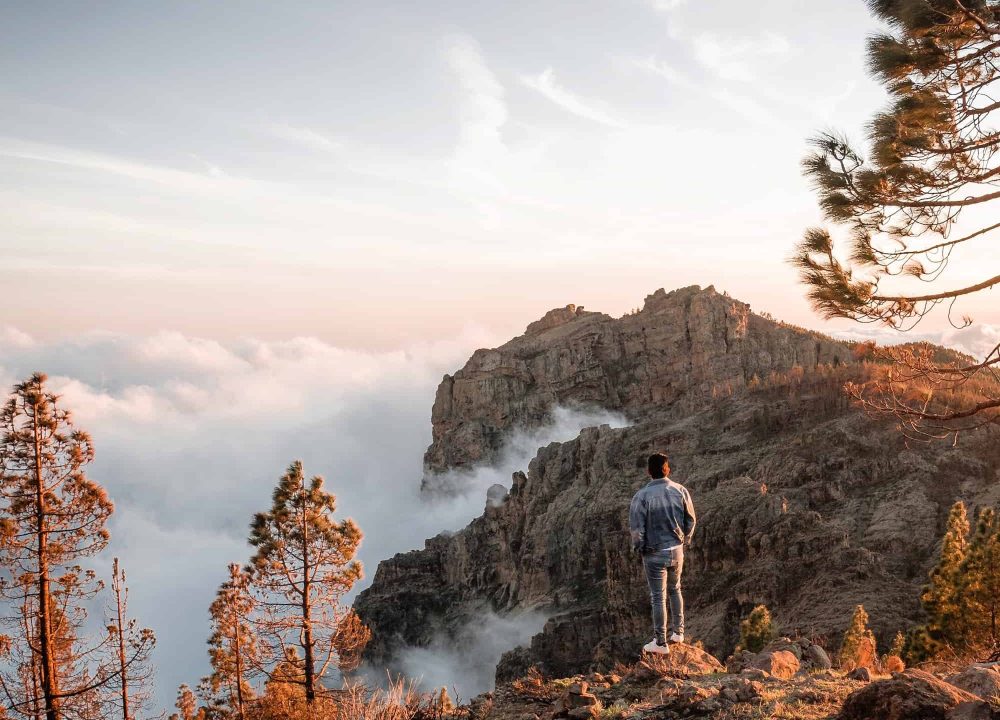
[
  {"xmin": 269, "ymin": 124, "xmax": 344, "ymax": 154},
  {"xmin": 647, "ymin": 0, "xmax": 686, "ymax": 12},
  {"xmin": 692, "ymin": 31, "xmax": 791, "ymax": 82},
  {"xmin": 521, "ymin": 68, "xmax": 629, "ymax": 129},
  {"xmin": 625, "ymin": 55, "xmax": 693, "ymax": 87},
  {"xmin": 444, "ymin": 34, "xmax": 509, "ymax": 195},
  {"xmin": 623, "ymin": 55, "xmax": 776, "ymax": 125},
  {"xmin": 0, "ymin": 136, "xmax": 228, "ymax": 193},
  {"xmin": 189, "ymin": 153, "xmax": 226, "ymax": 178}
]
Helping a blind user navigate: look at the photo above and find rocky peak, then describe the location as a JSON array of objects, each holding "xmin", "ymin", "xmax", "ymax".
[
  {"xmin": 525, "ymin": 304, "xmax": 598, "ymax": 336},
  {"xmin": 422, "ymin": 285, "xmax": 845, "ymax": 478}
]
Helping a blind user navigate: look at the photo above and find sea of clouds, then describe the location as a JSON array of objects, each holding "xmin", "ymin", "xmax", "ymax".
[
  {"xmin": 830, "ymin": 322, "xmax": 1000, "ymax": 360},
  {"xmin": 0, "ymin": 327, "xmax": 626, "ymax": 711}
]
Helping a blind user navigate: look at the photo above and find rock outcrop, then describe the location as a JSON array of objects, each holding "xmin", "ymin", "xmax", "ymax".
[
  {"xmin": 949, "ymin": 664, "xmax": 1000, "ymax": 702},
  {"xmin": 457, "ymin": 650, "xmax": 1000, "ymax": 720},
  {"xmin": 838, "ymin": 669, "xmax": 994, "ymax": 720},
  {"xmin": 355, "ymin": 285, "xmax": 1000, "ymax": 684},
  {"xmin": 422, "ymin": 285, "xmax": 849, "ymax": 480}
]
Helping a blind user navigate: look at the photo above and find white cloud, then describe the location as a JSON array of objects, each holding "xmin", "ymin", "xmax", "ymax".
[
  {"xmin": 0, "ymin": 136, "xmax": 229, "ymax": 193},
  {"xmin": 269, "ymin": 123, "xmax": 344, "ymax": 154},
  {"xmin": 831, "ymin": 323, "xmax": 1000, "ymax": 360},
  {"xmin": 0, "ymin": 326, "xmax": 35, "ymax": 349},
  {"xmin": 521, "ymin": 68, "xmax": 629, "ymax": 130},
  {"xmin": 648, "ymin": 0, "xmax": 686, "ymax": 10},
  {"xmin": 444, "ymin": 35, "xmax": 510, "ymax": 194},
  {"xmin": 385, "ymin": 609, "xmax": 549, "ymax": 700},
  {"xmin": 624, "ymin": 55, "xmax": 775, "ymax": 125},
  {"xmin": 710, "ymin": 88, "xmax": 776, "ymax": 125},
  {"xmin": 0, "ymin": 328, "xmax": 627, "ymax": 711},
  {"xmin": 941, "ymin": 324, "xmax": 1000, "ymax": 359},
  {"xmin": 627, "ymin": 55, "xmax": 691, "ymax": 86},
  {"xmin": 692, "ymin": 31, "xmax": 791, "ymax": 82}
]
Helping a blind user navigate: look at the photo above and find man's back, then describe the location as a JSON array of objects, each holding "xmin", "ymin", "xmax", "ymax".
[{"xmin": 629, "ymin": 477, "xmax": 696, "ymax": 553}]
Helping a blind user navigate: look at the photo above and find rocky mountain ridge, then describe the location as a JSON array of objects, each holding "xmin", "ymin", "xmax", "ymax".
[
  {"xmin": 422, "ymin": 285, "xmax": 850, "ymax": 482},
  {"xmin": 354, "ymin": 285, "xmax": 1000, "ymax": 684}
]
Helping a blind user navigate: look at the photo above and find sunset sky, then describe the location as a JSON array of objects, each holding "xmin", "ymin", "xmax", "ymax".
[{"xmin": 6, "ymin": 0, "xmax": 995, "ymax": 348}]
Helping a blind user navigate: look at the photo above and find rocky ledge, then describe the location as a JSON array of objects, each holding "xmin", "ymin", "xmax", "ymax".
[{"xmin": 459, "ymin": 643, "xmax": 1000, "ymax": 720}]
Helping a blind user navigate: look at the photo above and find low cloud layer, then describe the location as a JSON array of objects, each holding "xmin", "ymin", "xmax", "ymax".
[
  {"xmin": 831, "ymin": 323, "xmax": 1000, "ymax": 360},
  {"xmin": 392, "ymin": 609, "xmax": 550, "ymax": 701},
  {"xmin": 0, "ymin": 327, "xmax": 625, "ymax": 712}
]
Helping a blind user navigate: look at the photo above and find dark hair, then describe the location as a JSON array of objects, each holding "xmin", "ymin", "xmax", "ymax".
[{"xmin": 647, "ymin": 452, "xmax": 669, "ymax": 479}]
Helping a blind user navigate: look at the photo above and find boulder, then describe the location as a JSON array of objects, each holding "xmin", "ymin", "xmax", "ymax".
[
  {"xmin": 750, "ymin": 650, "xmax": 800, "ymax": 680},
  {"xmin": 839, "ymin": 669, "xmax": 990, "ymax": 720},
  {"xmin": 947, "ymin": 701, "xmax": 997, "ymax": 720},
  {"xmin": 554, "ymin": 681, "xmax": 600, "ymax": 719},
  {"xmin": 485, "ymin": 483, "xmax": 508, "ymax": 508},
  {"xmin": 804, "ymin": 644, "xmax": 833, "ymax": 670},
  {"xmin": 726, "ymin": 649, "xmax": 754, "ymax": 674},
  {"xmin": 848, "ymin": 667, "xmax": 872, "ymax": 683},
  {"xmin": 718, "ymin": 676, "xmax": 764, "ymax": 704},
  {"xmin": 948, "ymin": 663, "xmax": 1000, "ymax": 701},
  {"xmin": 762, "ymin": 637, "xmax": 804, "ymax": 660},
  {"xmin": 641, "ymin": 643, "xmax": 725, "ymax": 679}
]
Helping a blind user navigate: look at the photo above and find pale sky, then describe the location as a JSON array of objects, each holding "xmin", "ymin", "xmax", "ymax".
[{"xmin": 8, "ymin": 0, "xmax": 996, "ymax": 349}]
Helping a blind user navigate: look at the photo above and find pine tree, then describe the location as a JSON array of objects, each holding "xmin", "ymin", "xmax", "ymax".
[
  {"xmin": 248, "ymin": 461, "xmax": 370, "ymax": 704},
  {"xmin": 738, "ymin": 605, "xmax": 776, "ymax": 653},
  {"xmin": 888, "ymin": 630, "xmax": 906, "ymax": 659},
  {"xmin": 911, "ymin": 501, "xmax": 971, "ymax": 658},
  {"xmin": 0, "ymin": 373, "xmax": 116, "ymax": 720},
  {"xmin": 173, "ymin": 684, "xmax": 203, "ymax": 720},
  {"xmin": 793, "ymin": 0, "xmax": 1000, "ymax": 439},
  {"xmin": 106, "ymin": 558, "xmax": 156, "ymax": 720},
  {"xmin": 203, "ymin": 564, "xmax": 257, "ymax": 720},
  {"xmin": 961, "ymin": 506, "xmax": 1000, "ymax": 654},
  {"xmin": 840, "ymin": 604, "xmax": 877, "ymax": 670}
]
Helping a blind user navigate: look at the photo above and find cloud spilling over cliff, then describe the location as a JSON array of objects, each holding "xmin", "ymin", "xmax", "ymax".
[
  {"xmin": 393, "ymin": 609, "xmax": 549, "ymax": 700},
  {"xmin": 0, "ymin": 326, "xmax": 627, "ymax": 710}
]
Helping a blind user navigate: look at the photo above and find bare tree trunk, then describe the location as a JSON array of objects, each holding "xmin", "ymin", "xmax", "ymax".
[
  {"xmin": 113, "ymin": 560, "xmax": 131, "ymax": 720},
  {"xmin": 232, "ymin": 594, "xmax": 245, "ymax": 720},
  {"xmin": 33, "ymin": 402, "xmax": 59, "ymax": 720},
  {"xmin": 301, "ymin": 503, "xmax": 315, "ymax": 704}
]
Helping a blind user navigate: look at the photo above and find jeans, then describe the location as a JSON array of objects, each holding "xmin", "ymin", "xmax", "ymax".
[{"xmin": 642, "ymin": 545, "xmax": 684, "ymax": 644}]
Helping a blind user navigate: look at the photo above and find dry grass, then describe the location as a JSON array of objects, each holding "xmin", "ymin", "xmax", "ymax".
[
  {"xmin": 509, "ymin": 667, "xmax": 559, "ymax": 702},
  {"xmin": 244, "ymin": 677, "xmax": 456, "ymax": 720}
]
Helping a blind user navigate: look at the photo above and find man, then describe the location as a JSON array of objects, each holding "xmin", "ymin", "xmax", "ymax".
[{"xmin": 629, "ymin": 452, "xmax": 696, "ymax": 655}]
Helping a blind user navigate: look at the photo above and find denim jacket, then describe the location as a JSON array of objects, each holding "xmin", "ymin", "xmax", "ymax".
[{"xmin": 629, "ymin": 477, "xmax": 696, "ymax": 553}]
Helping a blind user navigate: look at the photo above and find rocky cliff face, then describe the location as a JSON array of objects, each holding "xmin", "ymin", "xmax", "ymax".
[
  {"xmin": 355, "ymin": 285, "xmax": 1000, "ymax": 681},
  {"xmin": 422, "ymin": 285, "xmax": 850, "ymax": 481}
]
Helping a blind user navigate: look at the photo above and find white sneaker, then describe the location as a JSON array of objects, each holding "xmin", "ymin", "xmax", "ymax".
[
  {"xmin": 669, "ymin": 633, "xmax": 684, "ymax": 644},
  {"xmin": 643, "ymin": 639, "xmax": 671, "ymax": 655}
]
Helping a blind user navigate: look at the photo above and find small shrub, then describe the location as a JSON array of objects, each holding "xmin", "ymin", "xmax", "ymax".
[
  {"xmin": 739, "ymin": 605, "xmax": 777, "ymax": 653},
  {"xmin": 839, "ymin": 605, "xmax": 877, "ymax": 670},
  {"xmin": 600, "ymin": 700, "xmax": 629, "ymax": 719}
]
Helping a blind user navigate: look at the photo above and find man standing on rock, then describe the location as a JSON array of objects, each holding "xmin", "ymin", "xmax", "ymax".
[{"xmin": 629, "ymin": 452, "xmax": 696, "ymax": 655}]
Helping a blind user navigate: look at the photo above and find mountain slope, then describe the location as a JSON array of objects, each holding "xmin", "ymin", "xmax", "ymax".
[{"xmin": 355, "ymin": 285, "xmax": 1000, "ymax": 680}]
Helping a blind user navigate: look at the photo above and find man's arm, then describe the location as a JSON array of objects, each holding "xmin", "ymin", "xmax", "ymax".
[
  {"xmin": 682, "ymin": 488, "xmax": 696, "ymax": 545},
  {"xmin": 628, "ymin": 491, "xmax": 646, "ymax": 553}
]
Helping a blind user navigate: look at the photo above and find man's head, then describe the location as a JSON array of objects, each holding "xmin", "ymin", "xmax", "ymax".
[{"xmin": 647, "ymin": 452, "xmax": 670, "ymax": 479}]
